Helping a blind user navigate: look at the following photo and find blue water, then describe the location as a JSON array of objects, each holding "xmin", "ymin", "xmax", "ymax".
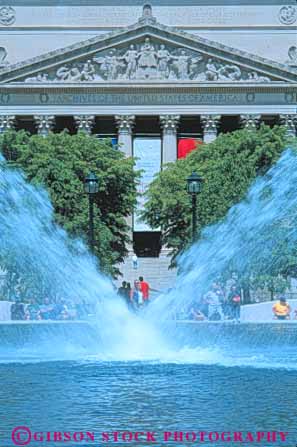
[{"xmin": 1, "ymin": 356, "xmax": 297, "ymax": 447}]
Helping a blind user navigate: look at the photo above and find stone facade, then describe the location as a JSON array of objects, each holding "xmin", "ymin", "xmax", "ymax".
[{"xmin": 0, "ymin": 1, "xmax": 296, "ymax": 277}]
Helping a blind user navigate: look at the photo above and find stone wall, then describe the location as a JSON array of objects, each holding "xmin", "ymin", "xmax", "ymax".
[{"xmin": 0, "ymin": 3, "xmax": 296, "ymax": 65}]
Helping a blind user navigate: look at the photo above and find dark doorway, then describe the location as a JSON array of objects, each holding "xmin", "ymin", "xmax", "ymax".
[{"xmin": 133, "ymin": 232, "xmax": 162, "ymax": 257}]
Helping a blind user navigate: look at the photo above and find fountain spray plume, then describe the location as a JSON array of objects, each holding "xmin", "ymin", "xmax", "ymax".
[
  {"xmin": 0, "ymin": 154, "xmax": 169, "ymax": 359},
  {"xmin": 0, "ymin": 154, "xmax": 115, "ymax": 306},
  {"xmin": 149, "ymin": 148, "xmax": 297, "ymax": 318}
]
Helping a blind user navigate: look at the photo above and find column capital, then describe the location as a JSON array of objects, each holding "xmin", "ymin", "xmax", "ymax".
[
  {"xmin": 240, "ymin": 114, "xmax": 261, "ymax": 131},
  {"xmin": 279, "ymin": 114, "xmax": 297, "ymax": 137},
  {"xmin": 34, "ymin": 115, "xmax": 55, "ymax": 136},
  {"xmin": 201, "ymin": 115, "xmax": 221, "ymax": 143},
  {"xmin": 160, "ymin": 115, "xmax": 180, "ymax": 135},
  {"xmin": 0, "ymin": 115, "xmax": 15, "ymax": 133},
  {"xmin": 74, "ymin": 115, "xmax": 95, "ymax": 134},
  {"xmin": 115, "ymin": 115, "xmax": 135, "ymax": 135}
]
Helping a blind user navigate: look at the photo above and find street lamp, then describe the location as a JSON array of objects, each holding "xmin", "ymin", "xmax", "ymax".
[
  {"xmin": 84, "ymin": 172, "xmax": 99, "ymax": 252},
  {"xmin": 187, "ymin": 172, "xmax": 203, "ymax": 242}
]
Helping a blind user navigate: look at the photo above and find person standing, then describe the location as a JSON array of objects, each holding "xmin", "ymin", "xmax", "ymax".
[
  {"xmin": 117, "ymin": 281, "xmax": 128, "ymax": 298},
  {"xmin": 205, "ymin": 282, "xmax": 224, "ymax": 321},
  {"xmin": 139, "ymin": 276, "xmax": 150, "ymax": 304},
  {"xmin": 132, "ymin": 253, "xmax": 139, "ymax": 270},
  {"xmin": 228, "ymin": 285, "xmax": 241, "ymax": 322},
  {"xmin": 132, "ymin": 280, "xmax": 143, "ymax": 309},
  {"xmin": 10, "ymin": 298, "xmax": 25, "ymax": 321}
]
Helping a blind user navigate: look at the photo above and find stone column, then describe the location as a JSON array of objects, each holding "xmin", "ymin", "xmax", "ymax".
[
  {"xmin": 74, "ymin": 115, "xmax": 95, "ymax": 134},
  {"xmin": 201, "ymin": 115, "xmax": 221, "ymax": 143},
  {"xmin": 34, "ymin": 115, "xmax": 55, "ymax": 136},
  {"xmin": 240, "ymin": 114, "xmax": 261, "ymax": 131},
  {"xmin": 0, "ymin": 115, "xmax": 15, "ymax": 133},
  {"xmin": 115, "ymin": 115, "xmax": 135, "ymax": 157},
  {"xmin": 279, "ymin": 114, "xmax": 297, "ymax": 137},
  {"xmin": 160, "ymin": 115, "xmax": 180, "ymax": 164}
]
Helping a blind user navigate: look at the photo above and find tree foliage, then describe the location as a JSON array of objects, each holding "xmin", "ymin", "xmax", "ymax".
[
  {"xmin": 0, "ymin": 130, "xmax": 139, "ymax": 279},
  {"xmin": 143, "ymin": 125, "xmax": 296, "ymax": 298}
]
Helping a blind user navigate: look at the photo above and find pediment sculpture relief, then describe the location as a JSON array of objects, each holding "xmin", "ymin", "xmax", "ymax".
[
  {"xmin": 0, "ymin": 47, "xmax": 9, "ymax": 69},
  {"xmin": 286, "ymin": 46, "xmax": 297, "ymax": 68},
  {"xmin": 24, "ymin": 38, "xmax": 272, "ymax": 84}
]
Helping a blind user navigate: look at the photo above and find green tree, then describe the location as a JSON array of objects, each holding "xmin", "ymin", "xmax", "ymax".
[
  {"xmin": 0, "ymin": 130, "xmax": 139, "ymax": 279},
  {"xmin": 143, "ymin": 125, "xmax": 297, "ymax": 301},
  {"xmin": 143, "ymin": 125, "xmax": 290, "ymax": 261}
]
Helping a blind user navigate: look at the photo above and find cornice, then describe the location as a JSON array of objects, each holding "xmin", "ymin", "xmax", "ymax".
[{"xmin": 1, "ymin": 82, "xmax": 297, "ymax": 93}]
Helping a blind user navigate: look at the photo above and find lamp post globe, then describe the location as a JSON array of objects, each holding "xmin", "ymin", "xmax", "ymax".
[
  {"xmin": 187, "ymin": 171, "xmax": 203, "ymax": 195},
  {"xmin": 84, "ymin": 172, "xmax": 99, "ymax": 252},
  {"xmin": 187, "ymin": 172, "xmax": 203, "ymax": 242},
  {"xmin": 84, "ymin": 172, "xmax": 99, "ymax": 195}
]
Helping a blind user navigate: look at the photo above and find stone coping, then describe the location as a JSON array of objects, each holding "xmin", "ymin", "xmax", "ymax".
[{"xmin": 0, "ymin": 319, "xmax": 296, "ymax": 325}]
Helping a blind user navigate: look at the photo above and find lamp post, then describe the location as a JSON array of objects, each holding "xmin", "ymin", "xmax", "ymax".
[
  {"xmin": 187, "ymin": 172, "xmax": 203, "ymax": 242},
  {"xmin": 84, "ymin": 172, "xmax": 99, "ymax": 252}
]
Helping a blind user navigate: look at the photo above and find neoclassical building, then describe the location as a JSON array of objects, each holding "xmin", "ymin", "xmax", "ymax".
[{"xmin": 0, "ymin": 1, "xmax": 296, "ymax": 274}]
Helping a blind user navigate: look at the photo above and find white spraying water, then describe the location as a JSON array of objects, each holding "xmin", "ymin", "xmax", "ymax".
[{"xmin": 1, "ymin": 149, "xmax": 297, "ymax": 369}]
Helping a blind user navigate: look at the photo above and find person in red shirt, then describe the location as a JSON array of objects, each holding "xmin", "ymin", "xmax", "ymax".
[{"xmin": 139, "ymin": 276, "xmax": 150, "ymax": 302}]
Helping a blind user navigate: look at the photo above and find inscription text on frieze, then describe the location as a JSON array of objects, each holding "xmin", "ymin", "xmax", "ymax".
[{"xmin": 0, "ymin": 91, "xmax": 296, "ymax": 106}]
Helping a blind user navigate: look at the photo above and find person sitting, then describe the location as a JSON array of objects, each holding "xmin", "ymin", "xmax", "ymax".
[
  {"xmin": 189, "ymin": 306, "xmax": 205, "ymax": 321},
  {"xmin": 272, "ymin": 296, "xmax": 291, "ymax": 320},
  {"xmin": 39, "ymin": 297, "xmax": 54, "ymax": 320},
  {"xmin": 53, "ymin": 298, "xmax": 69, "ymax": 320},
  {"xmin": 27, "ymin": 298, "xmax": 41, "ymax": 320}
]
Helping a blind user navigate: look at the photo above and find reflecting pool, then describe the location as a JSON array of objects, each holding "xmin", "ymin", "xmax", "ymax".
[{"xmin": 1, "ymin": 342, "xmax": 297, "ymax": 447}]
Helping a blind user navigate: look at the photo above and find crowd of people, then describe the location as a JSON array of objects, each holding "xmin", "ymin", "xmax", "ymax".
[
  {"xmin": 178, "ymin": 281, "xmax": 242, "ymax": 322},
  {"xmin": 9, "ymin": 278, "xmax": 297, "ymax": 323},
  {"xmin": 10, "ymin": 297, "xmax": 92, "ymax": 321},
  {"xmin": 117, "ymin": 276, "xmax": 155, "ymax": 311}
]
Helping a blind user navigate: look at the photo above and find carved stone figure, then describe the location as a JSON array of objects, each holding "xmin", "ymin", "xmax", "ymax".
[
  {"xmin": 25, "ymin": 73, "xmax": 49, "ymax": 83},
  {"xmin": 138, "ymin": 38, "xmax": 158, "ymax": 78},
  {"xmin": 205, "ymin": 58, "xmax": 219, "ymax": 81},
  {"xmin": 80, "ymin": 60, "xmax": 96, "ymax": 81},
  {"xmin": 0, "ymin": 47, "xmax": 9, "ymax": 68},
  {"xmin": 94, "ymin": 50, "xmax": 123, "ymax": 80},
  {"xmin": 55, "ymin": 65, "xmax": 81, "ymax": 82},
  {"xmin": 189, "ymin": 54, "xmax": 204, "ymax": 78},
  {"xmin": 173, "ymin": 50, "xmax": 190, "ymax": 80},
  {"xmin": 247, "ymin": 71, "xmax": 271, "ymax": 83},
  {"xmin": 121, "ymin": 45, "xmax": 138, "ymax": 80},
  {"xmin": 21, "ymin": 36, "xmax": 275, "ymax": 84},
  {"xmin": 0, "ymin": 6, "xmax": 16, "ymax": 26},
  {"xmin": 218, "ymin": 64, "xmax": 241, "ymax": 81},
  {"xmin": 278, "ymin": 6, "xmax": 297, "ymax": 25},
  {"xmin": 157, "ymin": 44, "xmax": 171, "ymax": 79},
  {"xmin": 287, "ymin": 46, "xmax": 297, "ymax": 67}
]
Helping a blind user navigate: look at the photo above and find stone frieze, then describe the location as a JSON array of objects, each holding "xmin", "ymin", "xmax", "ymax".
[{"xmin": 23, "ymin": 38, "xmax": 272, "ymax": 84}]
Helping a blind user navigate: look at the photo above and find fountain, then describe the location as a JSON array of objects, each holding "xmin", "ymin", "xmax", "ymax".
[
  {"xmin": 150, "ymin": 148, "xmax": 297, "ymax": 320},
  {"xmin": 1, "ymin": 149, "xmax": 297, "ymax": 446}
]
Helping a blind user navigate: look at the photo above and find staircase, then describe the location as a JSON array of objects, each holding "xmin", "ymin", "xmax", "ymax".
[{"xmin": 116, "ymin": 251, "xmax": 177, "ymax": 292}]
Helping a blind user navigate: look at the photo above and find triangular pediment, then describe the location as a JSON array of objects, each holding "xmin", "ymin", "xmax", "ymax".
[{"xmin": 1, "ymin": 15, "xmax": 297, "ymax": 85}]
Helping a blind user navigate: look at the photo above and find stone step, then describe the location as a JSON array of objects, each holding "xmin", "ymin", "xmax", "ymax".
[{"xmin": 116, "ymin": 255, "xmax": 177, "ymax": 291}]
